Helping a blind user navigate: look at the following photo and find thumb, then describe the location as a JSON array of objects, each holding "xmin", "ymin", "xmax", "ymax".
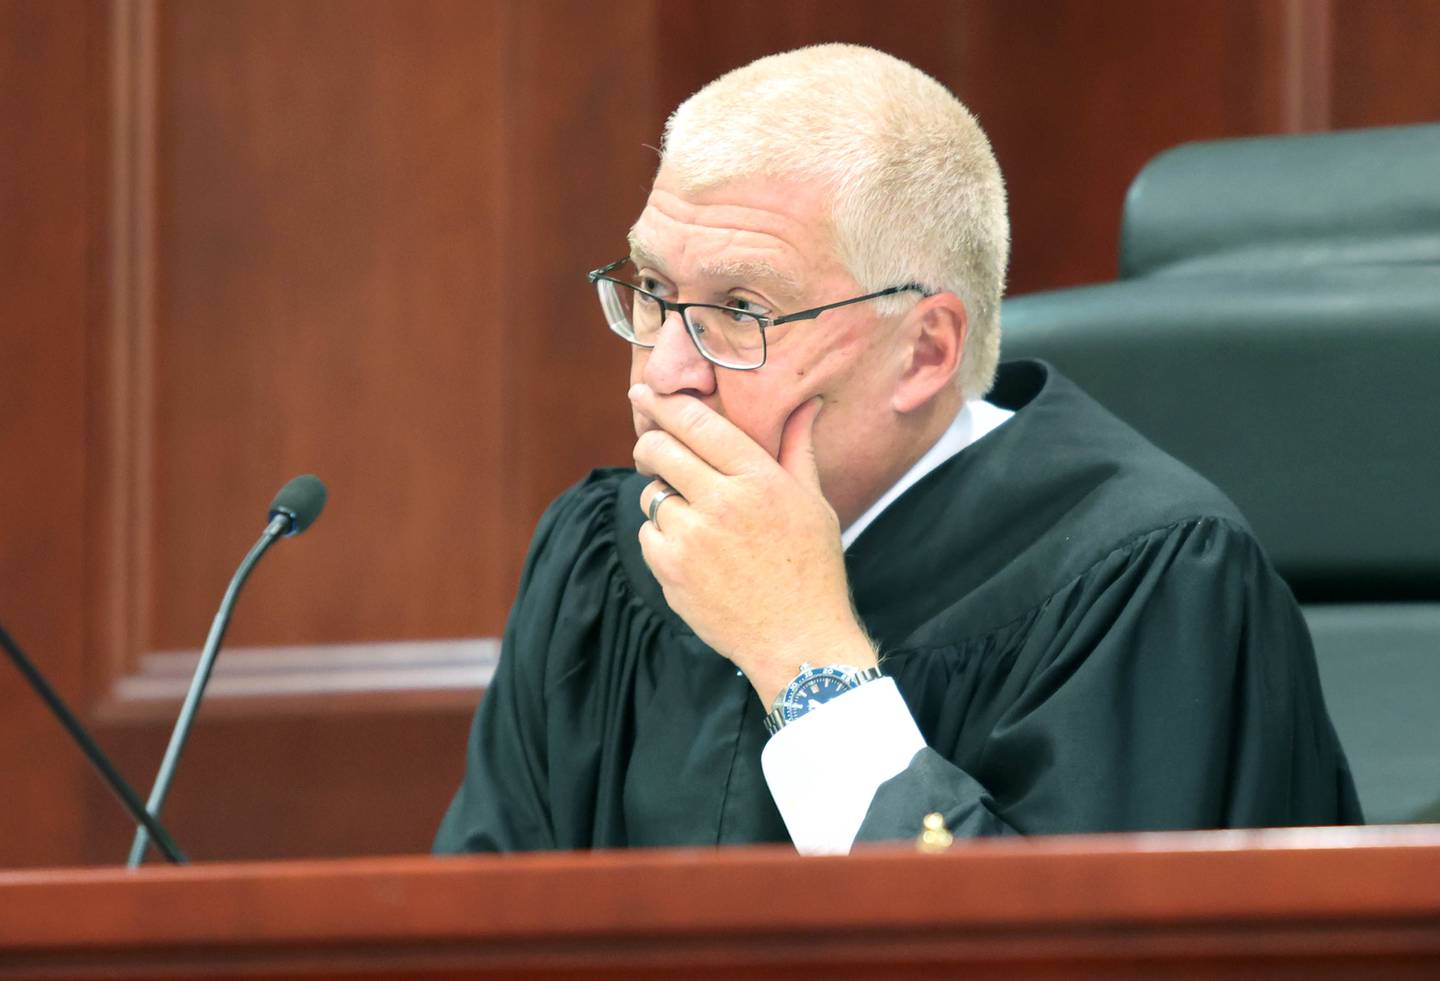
[{"xmin": 777, "ymin": 396, "xmax": 824, "ymax": 490}]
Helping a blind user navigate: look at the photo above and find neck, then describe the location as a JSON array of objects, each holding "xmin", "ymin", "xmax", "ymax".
[{"xmin": 826, "ymin": 392, "xmax": 963, "ymax": 529}]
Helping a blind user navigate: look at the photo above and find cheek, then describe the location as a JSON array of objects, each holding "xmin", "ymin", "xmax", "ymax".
[{"xmin": 714, "ymin": 376, "xmax": 789, "ymax": 458}]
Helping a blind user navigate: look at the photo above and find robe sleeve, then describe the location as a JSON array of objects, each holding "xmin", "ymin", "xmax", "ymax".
[
  {"xmin": 855, "ymin": 517, "xmax": 1362, "ymax": 844},
  {"xmin": 432, "ymin": 476, "xmax": 617, "ymax": 853}
]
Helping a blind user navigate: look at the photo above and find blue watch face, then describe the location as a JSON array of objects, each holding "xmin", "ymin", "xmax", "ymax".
[{"xmin": 779, "ymin": 666, "xmax": 853, "ymax": 722}]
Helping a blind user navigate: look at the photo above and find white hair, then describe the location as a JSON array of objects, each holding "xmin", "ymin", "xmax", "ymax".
[{"xmin": 659, "ymin": 44, "xmax": 1010, "ymax": 399}]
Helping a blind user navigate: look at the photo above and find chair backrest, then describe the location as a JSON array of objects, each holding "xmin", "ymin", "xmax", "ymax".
[{"xmin": 1001, "ymin": 124, "xmax": 1440, "ymax": 824}]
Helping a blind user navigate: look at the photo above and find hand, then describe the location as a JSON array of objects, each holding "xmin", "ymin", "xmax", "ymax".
[{"xmin": 630, "ymin": 384, "xmax": 877, "ymax": 706}]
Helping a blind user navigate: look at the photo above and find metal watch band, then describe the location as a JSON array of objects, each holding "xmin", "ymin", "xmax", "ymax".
[{"xmin": 763, "ymin": 664, "xmax": 884, "ymax": 736}]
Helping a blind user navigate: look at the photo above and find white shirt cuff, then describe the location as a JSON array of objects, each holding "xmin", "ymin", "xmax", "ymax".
[{"xmin": 760, "ymin": 677, "xmax": 926, "ymax": 855}]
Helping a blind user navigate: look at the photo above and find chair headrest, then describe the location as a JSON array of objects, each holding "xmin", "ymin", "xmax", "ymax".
[
  {"xmin": 1003, "ymin": 123, "xmax": 1440, "ymax": 601},
  {"xmin": 1120, "ymin": 124, "xmax": 1440, "ymax": 280}
]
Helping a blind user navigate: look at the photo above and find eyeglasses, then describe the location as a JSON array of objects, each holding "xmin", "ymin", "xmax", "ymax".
[{"xmin": 586, "ymin": 257, "xmax": 930, "ymax": 370}]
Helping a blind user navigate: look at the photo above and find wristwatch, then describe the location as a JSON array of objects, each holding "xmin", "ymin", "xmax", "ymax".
[{"xmin": 763, "ymin": 663, "xmax": 884, "ymax": 736}]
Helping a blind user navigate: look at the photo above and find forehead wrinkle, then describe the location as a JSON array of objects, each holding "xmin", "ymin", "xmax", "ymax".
[
  {"xmin": 629, "ymin": 219, "xmax": 805, "ymax": 304},
  {"xmin": 642, "ymin": 183, "xmax": 818, "ymax": 251},
  {"xmin": 648, "ymin": 188, "xmax": 814, "ymax": 260}
]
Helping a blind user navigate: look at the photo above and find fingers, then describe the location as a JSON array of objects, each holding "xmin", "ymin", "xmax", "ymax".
[
  {"xmin": 629, "ymin": 384, "xmax": 772, "ymax": 477},
  {"xmin": 638, "ymin": 478, "xmax": 691, "ymax": 532},
  {"xmin": 637, "ymin": 485, "xmax": 688, "ymax": 584},
  {"xmin": 633, "ymin": 427, "xmax": 720, "ymax": 504},
  {"xmin": 636, "ymin": 517, "xmax": 670, "ymax": 582},
  {"xmin": 645, "ymin": 483, "xmax": 675, "ymax": 526},
  {"xmin": 634, "ymin": 387, "xmax": 828, "ymax": 517},
  {"xmin": 777, "ymin": 396, "xmax": 824, "ymax": 492}
]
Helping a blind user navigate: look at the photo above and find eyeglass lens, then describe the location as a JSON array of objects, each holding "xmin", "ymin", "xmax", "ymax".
[{"xmin": 597, "ymin": 279, "xmax": 765, "ymax": 368}]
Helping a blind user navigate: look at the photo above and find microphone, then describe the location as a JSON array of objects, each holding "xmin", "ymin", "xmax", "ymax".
[
  {"xmin": 268, "ymin": 473, "xmax": 327, "ymax": 537},
  {"xmin": 126, "ymin": 475, "xmax": 327, "ymax": 867},
  {"xmin": 1, "ymin": 621, "xmax": 187, "ymax": 864}
]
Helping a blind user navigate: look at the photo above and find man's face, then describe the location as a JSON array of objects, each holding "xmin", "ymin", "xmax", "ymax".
[{"xmin": 626, "ymin": 169, "xmax": 905, "ymax": 512}]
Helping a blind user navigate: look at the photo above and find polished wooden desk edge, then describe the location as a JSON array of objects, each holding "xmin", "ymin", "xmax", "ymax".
[
  {"xmin": 2, "ymin": 824, "xmax": 1438, "ymax": 953},
  {"xmin": 8, "ymin": 822, "xmax": 1438, "ymax": 881},
  {"xmin": 4, "ymin": 821, "xmax": 1438, "ymax": 884}
]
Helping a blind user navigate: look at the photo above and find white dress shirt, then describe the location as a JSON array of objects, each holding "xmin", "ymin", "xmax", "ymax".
[{"xmin": 761, "ymin": 398, "xmax": 1013, "ymax": 855}]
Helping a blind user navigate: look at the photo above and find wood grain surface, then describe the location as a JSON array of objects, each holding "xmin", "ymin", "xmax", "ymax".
[{"xmin": 2, "ymin": 826, "xmax": 1439, "ymax": 979}]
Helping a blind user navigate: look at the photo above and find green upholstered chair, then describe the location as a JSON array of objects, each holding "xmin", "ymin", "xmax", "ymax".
[{"xmin": 1001, "ymin": 123, "xmax": 1440, "ymax": 825}]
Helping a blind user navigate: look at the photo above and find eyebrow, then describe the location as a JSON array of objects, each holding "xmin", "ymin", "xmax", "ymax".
[
  {"xmin": 626, "ymin": 232, "xmax": 666, "ymax": 276},
  {"xmin": 698, "ymin": 257, "xmax": 801, "ymax": 298},
  {"xmin": 626, "ymin": 230, "xmax": 802, "ymax": 301}
]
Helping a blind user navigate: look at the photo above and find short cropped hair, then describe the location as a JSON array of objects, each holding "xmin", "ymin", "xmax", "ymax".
[{"xmin": 659, "ymin": 44, "xmax": 1009, "ymax": 399}]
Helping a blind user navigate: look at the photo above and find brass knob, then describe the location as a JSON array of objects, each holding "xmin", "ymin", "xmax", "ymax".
[{"xmin": 916, "ymin": 811, "xmax": 953, "ymax": 852}]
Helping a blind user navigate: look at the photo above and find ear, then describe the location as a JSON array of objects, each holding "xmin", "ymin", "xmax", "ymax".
[{"xmin": 892, "ymin": 293, "xmax": 967, "ymax": 414}]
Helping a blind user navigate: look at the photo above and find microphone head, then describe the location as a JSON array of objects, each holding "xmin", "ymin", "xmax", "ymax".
[{"xmin": 268, "ymin": 474, "xmax": 327, "ymax": 537}]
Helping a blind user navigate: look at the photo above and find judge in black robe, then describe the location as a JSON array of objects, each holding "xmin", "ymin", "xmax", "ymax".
[{"xmin": 435, "ymin": 360, "xmax": 1361, "ymax": 852}]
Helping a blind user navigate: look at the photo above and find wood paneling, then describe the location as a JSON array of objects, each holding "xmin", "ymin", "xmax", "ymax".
[
  {"xmin": 952, "ymin": 0, "xmax": 1296, "ymax": 291},
  {"xmin": 497, "ymin": 0, "xmax": 656, "ymax": 580},
  {"xmin": 3, "ymin": 0, "xmax": 1440, "ymax": 868},
  {"xmin": 150, "ymin": 0, "xmax": 510, "ymax": 650},
  {"xmin": 1283, "ymin": 0, "xmax": 1335, "ymax": 131},
  {"xmin": 1331, "ymin": 0, "xmax": 1440, "ymax": 126},
  {"xmin": 0, "ymin": 0, "xmax": 109, "ymax": 869},
  {"xmin": 91, "ymin": 707, "xmax": 472, "ymax": 862}
]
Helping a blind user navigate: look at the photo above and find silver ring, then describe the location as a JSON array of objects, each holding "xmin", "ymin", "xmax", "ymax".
[{"xmin": 648, "ymin": 486, "xmax": 678, "ymax": 531}]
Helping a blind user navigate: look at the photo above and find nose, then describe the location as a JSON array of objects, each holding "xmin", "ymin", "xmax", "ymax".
[{"xmin": 641, "ymin": 309, "xmax": 717, "ymax": 397}]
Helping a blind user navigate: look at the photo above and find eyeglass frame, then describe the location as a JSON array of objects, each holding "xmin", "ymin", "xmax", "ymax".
[{"xmin": 586, "ymin": 257, "xmax": 933, "ymax": 371}]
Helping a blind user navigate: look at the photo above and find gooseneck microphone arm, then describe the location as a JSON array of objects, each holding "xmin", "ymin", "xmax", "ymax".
[
  {"xmin": 1, "ymin": 621, "xmax": 187, "ymax": 864},
  {"xmin": 124, "ymin": 516, "xmax": 284, "ymax": 867},
  {"xmin": 127, "ymin": 475, "xmax": 327, "ymax": 867}
]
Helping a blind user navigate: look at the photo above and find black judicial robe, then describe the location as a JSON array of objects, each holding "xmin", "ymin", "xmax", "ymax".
[{"xmin": 434, "ymin": 361, "xmax": 1361, "ymax": 852}]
